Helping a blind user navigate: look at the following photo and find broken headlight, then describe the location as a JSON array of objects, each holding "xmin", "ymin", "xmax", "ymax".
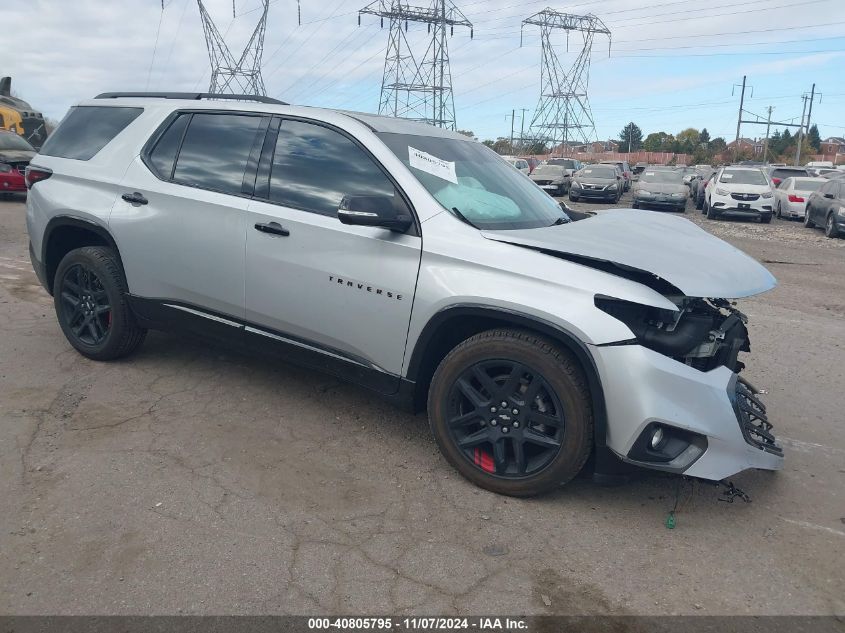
[{"xmin": 595, "ymin": 296, "xmax": 750, "ymax": 373}]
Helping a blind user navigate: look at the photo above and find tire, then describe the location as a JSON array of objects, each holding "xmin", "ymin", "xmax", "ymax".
[
  {"xmin": 706, "ymin": 200, "xmax": 720, "ymax": 220},
  {"xmin": 631, "ymin": 201, "xmax": 639, "ymax": 209},
  {"xmin": 696, "ymin": 196, "xmax": 704, "ymax": 211},
  {"xmin": 825, "ymin": 213, "xmax": 840, "ymax": 238},
  {"xmin": 427, "ymin": 328, "xmax": 593, "ymax": 497},
  {"xmin": 776, "ymin": 203, "xmax": 782, "ymax": 219},
  {"xmin": 569, "ymin": 194, "xmax": 579, "ymax": 203},
  {"xmin": 53, "ymin": 246, "xmax": 146, "ymax": 361},
  {"xmin": 804, "ymin": 209, "xmax": 815, "ymax": 228},
  {"xmin": 760, "ymin": 213, "xmax": 772, "ymax": 224},
  {"xmin": 677, "ymin": 203, "xmax": 686, "ymax": 213}
]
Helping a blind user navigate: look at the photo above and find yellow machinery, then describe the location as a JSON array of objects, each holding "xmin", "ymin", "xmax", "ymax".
[{"xmin": 0, "ymin": 77, "xmax": 46, "ymax": 149}]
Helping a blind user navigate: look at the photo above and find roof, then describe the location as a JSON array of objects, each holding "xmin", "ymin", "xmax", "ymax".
[
  {"xmin": 82, "ymin": 93, "xmax": 471, "ymax": 142},
  {"xmin": 822, "ymin": 137, "xmax": 845, "ymax": 145}
]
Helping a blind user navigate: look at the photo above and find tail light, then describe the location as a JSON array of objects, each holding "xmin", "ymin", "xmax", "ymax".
[
  {"xmin": 771, "ymin": 178, "xmax": 782, "ymax": 185},
  {"xmin": 787, "ymin": 194, "xmax": 805, "ymax": 203},
  {"xmin": 24, "ymin": 166, "xmax": 52, "ymax": 189}
]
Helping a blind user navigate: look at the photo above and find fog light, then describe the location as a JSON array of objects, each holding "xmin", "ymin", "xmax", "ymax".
[{"xmin": 650, "ymin": 426, "xmax": 665, "ymax": 450}]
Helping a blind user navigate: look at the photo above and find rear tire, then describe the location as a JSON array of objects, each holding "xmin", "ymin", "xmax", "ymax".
[
  {"xmin": 776, "ymin": 203, "xmax": 782, "ymax": 219},
  {"xmin": 53, "ymin": 246, "xmax": 146, "ymax": 361},
  {"xmin": 427, "ymin": 329, "xmax": 593, "ymax": 497},
  {"xmin": 804, "ymin": 210, "xmax": 815, "ymax": 228}
]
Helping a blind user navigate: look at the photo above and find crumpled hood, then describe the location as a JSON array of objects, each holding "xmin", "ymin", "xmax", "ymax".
[
  {"xmin": 481, "ymin": 209, "xmax": 777, "ymax": 298},
  {"xmin": 0, "ymin": 149, "xmax": 35, "ymax": 164}
]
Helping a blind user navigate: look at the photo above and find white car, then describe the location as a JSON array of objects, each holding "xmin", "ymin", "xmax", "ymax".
[
  {"xmin": 773, "ymin": 176, "xmax": 827, "ymax": 220},
  {"xmin": 704, "ymin": 166, "xmax": 774, "ymax": 223},
  {"xmin": 502, "ymin": 156, "xmax": 530, "ymax": 175}
]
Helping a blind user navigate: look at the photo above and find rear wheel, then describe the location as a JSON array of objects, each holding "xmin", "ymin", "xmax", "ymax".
[
  {"xmin": 427, "ymin": 329, "xmax": 593, "ymax": 497},
  {"xmin": 825, "ymin": 213, "xmax": 840, "ymax": 238},
  {"xmin": 760, "ymin": 213, "xmax": 772, "ymax": 224},
  {"xmin": 776, "ymin": 202, "xmax": 782, "ymax": 219},
  {"xmin": 53, "ymin": 246, "xmax": 146, "ymax": 361}
]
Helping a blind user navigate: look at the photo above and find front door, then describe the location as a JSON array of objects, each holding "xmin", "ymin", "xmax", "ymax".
[{"xmin": 244, "ymin": 117, "xmax": 421, "ymax": 391}]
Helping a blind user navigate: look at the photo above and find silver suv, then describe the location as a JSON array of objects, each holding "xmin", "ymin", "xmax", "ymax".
[{"xmin": 25, "ymin": 93, "xmax": 783, "ymax": 496}]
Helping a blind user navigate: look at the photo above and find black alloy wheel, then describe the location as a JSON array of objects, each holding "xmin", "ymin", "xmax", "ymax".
[
  {"xmin": 445, "ymin": 360, "xmax": 565, "ymax": 478},
  {"xmin": 59, "ymin": 264, "xmax": 112, "ymax": 346},
  {"xmin": 826, "ymin": 214, "xmax": 840, "ymax": 238}
]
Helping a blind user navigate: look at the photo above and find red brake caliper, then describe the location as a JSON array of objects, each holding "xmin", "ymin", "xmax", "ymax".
[{"xmin": 473, "ymin": 447, "xmax": 495, "ymax": 473}]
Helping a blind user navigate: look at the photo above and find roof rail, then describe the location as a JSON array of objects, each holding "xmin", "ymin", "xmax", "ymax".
[{"xmin": 94, "ymin": 92, "xmax": 288, "ymax": 105}]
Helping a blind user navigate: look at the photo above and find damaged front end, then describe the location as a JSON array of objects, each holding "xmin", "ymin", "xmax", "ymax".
[{"xmin": 595, "ymin": 296, "xmax": 751, "ymax": 374}]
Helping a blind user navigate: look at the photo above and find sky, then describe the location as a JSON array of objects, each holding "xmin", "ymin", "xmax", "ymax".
[{"xmin": 4, "ymin": 0, "xmax": 845, "ymax": 145}]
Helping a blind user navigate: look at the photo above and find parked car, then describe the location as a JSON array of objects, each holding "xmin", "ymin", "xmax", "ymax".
[
  {"xmin": 773, "ymin": 177, "xmax": 826, "ymax": 220},
  {"xmin": 530, "ymin": 164, "xmax": 570, "ymax": 196},
  {"xmin": 818, "ymin": 168, "xmax": 845, "ymax": 178},
  {"xmin": 0, "ymin": 129, "xmax": 36, "ymax": 195},
  {"xmin": 704, "ymin": 166, "xmax": 774, "ymax": 223},
  {"xmin": 631, "ymin": 168, "xmax": 688, "ymax": 212},
  {"xmin": 523, "ymin": 157, "xmax": 540, "ymax": 174},
  {"xmin": 633, "ymin": 162, "xmax": 647, "ymax": 177},
  {"xmin": 545, "ymin": 157, "xmax": 582, "ymax": 178},
  {"xmin": 767, "ymin": 165, "xmax": 809, "ymax": 187},
  {"xmin": 599, "ymin": 160, "xmax": 632, "ymax": 191},
  {"xmin": 804, "ymin": 177, "xmax": 845, "ymax": 238},
  {"xmin": 503, "ymin": 156, "xmax": 530, "ymax": 175},
  {"xmin": 569, "ymin": 164, "xmax": 623, "ymax": 203},
  {"xmin": 694, "ymin": 170, "xmax": 717, "ymax": 210},
  {"xmin": 25, "ymin": 92, "xmax": 783, "ymax": 496}
]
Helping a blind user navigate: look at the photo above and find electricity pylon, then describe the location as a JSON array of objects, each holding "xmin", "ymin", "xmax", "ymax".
[
  {"xmin": 197, "ymin": 0, "xmax": 270, "ymax": 95},
  {"xmin": 521, "ymin": 9, "xmax": 610, "ymax": 151},
  {"xmin": 359, "ymin": 0, "xmax": 472, "ymax": 129}
]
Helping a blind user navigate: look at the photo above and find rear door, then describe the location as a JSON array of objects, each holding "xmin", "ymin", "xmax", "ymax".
[
  {"xmin": 243, "ymin": 117, "xmax": 422, "ymax": 390},
  {"xmin": 112, "ymin": 110, "xmax": 269, "ymax": 321}
]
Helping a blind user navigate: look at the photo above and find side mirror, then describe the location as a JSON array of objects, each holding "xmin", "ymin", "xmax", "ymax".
[
  {"xmin": 824, "ymin": 193, "xmax": 835, "ymax": 199},
  {"xmin": 338, "ymin": 194, "xmax": 413, "ymax": 232}
]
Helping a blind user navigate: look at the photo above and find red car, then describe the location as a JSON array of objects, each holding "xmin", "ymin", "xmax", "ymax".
[{"xmin": 0, "ymin": 130, "xmax": 36, "ymax": 194}]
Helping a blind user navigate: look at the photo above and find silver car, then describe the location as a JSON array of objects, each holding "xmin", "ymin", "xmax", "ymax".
[
  {"xmin": 632, "ymin": 169, "xmax": 688, "ymax": 212},
  {"xmin": 773, "ymin": 176, "xmax": 826, "ymax": 220},
  {"xmin": 24, "ymin": 93, "xmax": 782, "ymax": 496}
]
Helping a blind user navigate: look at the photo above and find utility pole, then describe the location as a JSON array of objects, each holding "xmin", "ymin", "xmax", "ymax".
[
  {"xmin": 518, "ymin": 107, "xmax": 529, "ymax": 152},
  {"xmin": 794, "ymin": 93, "xmax": 809, "ymax": 167},
  {"xmin": 508, "ymin": 109, "xmax": 516, "ymax": 150},
  {"xmin": 733, "ymin": 75, "xmax": 747, "ymax": 162},
  {"xmin": 762, "ymin": 106, "xmax": 773, "ymax": 163}
]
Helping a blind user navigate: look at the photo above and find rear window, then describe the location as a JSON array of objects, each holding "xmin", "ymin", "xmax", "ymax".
[
  {"xmin": 0, "ymin": 132, "xmax": 35, "ymax": 151},
  {"xmin": 639, "ymin": 170, "xmax": 683, "ymax": 184},
  {"xmin": 39, "ymin": 106, "xmax": 143, "ymax": 160},
  {"xmin": 793, "ymin": 179, "xmax": 823, "ymax": 192},
  {"xmin": 771, "ymin": 168, "xmax": 808, "ymax": 180},
  {"xmin": 547, "ymin": 159, "xmax": 577, "ymax": 168}
]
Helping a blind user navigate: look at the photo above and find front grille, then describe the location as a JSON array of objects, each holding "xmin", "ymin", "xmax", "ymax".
[
  {"xmin": 731, "ymin": 193, "xmax": 760, "ymax": 201},
  {"xmin": 533, "ymin": 180, "xmax": 552, "ymax": 186},
  {"xmin": 732, "ymin": 377, "xmax": 782, "ymax": 455},
  {"xmin": 583, "ymin": 184, "xmax": 604, "ymax": 190}
]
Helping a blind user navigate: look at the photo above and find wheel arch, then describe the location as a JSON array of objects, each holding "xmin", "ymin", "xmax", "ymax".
[
  {"xmin": 405, "ymin": 304, "xmax": 609, "ymax": 447},
  {"xmin": 42, "ymin": 216, "xmax": 124, "ymax": 295}
]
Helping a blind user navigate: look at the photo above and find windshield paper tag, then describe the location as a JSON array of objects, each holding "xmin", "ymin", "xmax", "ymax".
[{"xmin": 409, "ymin": 146, "xmax": 458, "ymax": 184}]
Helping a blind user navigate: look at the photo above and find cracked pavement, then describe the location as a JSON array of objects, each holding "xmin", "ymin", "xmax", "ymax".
[{"xmin": 1, "ymin": 192, "xmax": 843, "ymax": 615}]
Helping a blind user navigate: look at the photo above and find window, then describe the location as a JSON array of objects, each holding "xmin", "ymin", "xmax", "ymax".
[
  {"xmin": 778, "ymin": 178, "xmax": 791, "ymax": 190},
  {"xmin": 172, "ymin": 113, "xmax": 265, "ymax": 196},
  {"xmin": 269, "ymin": 119, "xmax": 395, "ymax": 216},
  {"xmin": 39, "ymin": 106, "xmax": 142, "ymax": 160},
  {"xmin": 147, "ymin": 113, "xmax": 190, "ymax": 179}
]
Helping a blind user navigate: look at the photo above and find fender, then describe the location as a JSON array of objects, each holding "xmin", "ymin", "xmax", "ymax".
[
  {"xmin": 406, "ymin": 304, "xmax": 609, "ymax": 448},
  {"xmin": 41, "ymin": 215, "xmax": 123, "ymax": 294}
]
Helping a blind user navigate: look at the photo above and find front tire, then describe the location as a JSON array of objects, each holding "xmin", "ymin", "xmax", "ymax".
[
  {"xmin": 760, "ymin": 213, "xmax": 772, "ymax": 224},
  {"xmin": 825, "ymin": 214, "xmax": 840, "ymax": 238},
  {"xmin": 706, "ymin": 200, "xmax": 720, "ymax": 220},
  {"xmin": 427, "ymin": 329, "xmax": 593, "ymax": 497},
  {"xmin": 569, "ymin": 193, "xmax": 579, "ymax": 203},
  {"xmin": 804, "ymin": 209, "xmax": 815, "ymax": 228},
  {"xmin": 53, "ymin": 246, "xmax": 146, "ymax": 361}
]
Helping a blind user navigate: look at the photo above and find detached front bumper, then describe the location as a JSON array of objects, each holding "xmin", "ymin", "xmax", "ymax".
[
  {"xmin": 590, "ymin": 343, "xmax": 783, "ymax": 481},
  {"xmin": 572, "ymin": 186, "xmax": 618, "ymax": 200}
]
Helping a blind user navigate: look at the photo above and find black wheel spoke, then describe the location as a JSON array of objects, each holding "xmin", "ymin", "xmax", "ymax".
[
  {"xmin": 500, "ymin": 363, "xmax": 526, "ymax": 399},
  {"xmin": 471, "ymin": 365, "xmax": 500, "ymax": 399},
  {"xmin": 95, "ymin": 304, "xmax": 111, "ymax": 315},
  {"xmin": 457, "ymin": 428, "xmax": 490, "ymax": 449},
  {"xmin": 512, "ymin": 438, "xmax": 527, "ymax": 474},
  {"xmin": 63, "ymin": 279, "xmax": 81, "ymax": 294},
  {"xmin": 492, "ymin": 439, "xmax": 507, "ymax": 474},
  {"xmin": 522, "ymin": 375, "xmax": 544, "ymax": 405},
  {"xmin": 74, "ymin": 315, "xmax": 92, "ymax": 337},
  {"xmin": 456, "ymin": 377, "xmax": 488, "ymax": 409},
  {"xmin": 61, "ymin": 264, "xmax": 111, "ymax": 345},
  {"xmin": 61, "ymin": 291, "xmax": 80, "ymax": 307},
  {"xmin": 523, "ymin": 429, "xmax": 561, "ymax": 449},
  {"xmin": 448, "ymin": 409, "xmax": 483, "ymax": 428},
  {"xmin": 528, "ymin": 410, "xmax": 563, "ymax": 428}
]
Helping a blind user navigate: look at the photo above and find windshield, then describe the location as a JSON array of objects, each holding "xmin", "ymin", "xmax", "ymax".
[
  {"xmin": 0, "ymin": 133, "xmax": 35, "ymax": 151},
  {"xmin": 532, "ymin": 165, "xmax": 565, "ymax": 177},
  {"xmin": 794, "ymin": 179, "xmax": 824, "ymax": 192},
  {"xmin": 720, "ymin": 169, "xmax": 767, "ymax": 185},
  {"xmin": 577, "ymin": 166, "xmax": 616, "ymax": 179},
  {"xmin": 639, "ymin": 170, "xmax": 683, "ymax": 184},
  {"xmin": 377, "ymin": 132, "xmax": 567, "ymax": 230},
  {"xmin": 547, "ymin": 158, "xmax": 577, "ymax": 169}
]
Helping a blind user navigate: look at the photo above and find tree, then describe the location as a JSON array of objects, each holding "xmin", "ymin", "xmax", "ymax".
[
  {"xmin": 491, "ymin": 138, "xmax": 514, "ymax": 155},
  {"xmin": 482, "ymin": 139, "xmax": 495, "ymax": 148},
  {"xmin": 777, "ymin": 129, "xmax": 793, "ymax": 156},
  {"xmin": 676, "ymin": 128, "xmax": 700, "ymax": 154},
  {"xmin": 456, "ymin": 129, "xmax": 476, "ymax": 139},
  {"xmin": 643, "ymin": 131, "xmax": 670, "ymax": 152},
  {"xmin": 618, "ymin": 122, "xmax": 643, "ymax": 152},
  {"xmin": 699, "ymin": 128, "xmax": 711, "ymax": 146},
  {"xmin": 807, "ymin": 124, "xmax": 821, "ymax": 151},
  {"xmin": 710, "ymin": 137, "xmax": 727, "ymax": 153}
]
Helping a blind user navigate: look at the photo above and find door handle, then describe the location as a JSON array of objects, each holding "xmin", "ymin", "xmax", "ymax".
[
  {"xmin": 121, "ymin": 192, "xmax": 148, "ymax": 205},
  {"xmin": 254, "ymin": 221, "xmax": 290, "ymax": 237}
]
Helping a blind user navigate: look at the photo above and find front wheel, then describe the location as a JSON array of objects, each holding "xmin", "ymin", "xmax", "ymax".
[
  {"xmin": 427, "ymin": 329, "xmax": 593, "ymax": 497},
  {"xmin": 53, "ymin": 246, "xmax": 147, "ymax": 361},
  {"xmin": 760, "ymin": 213, "xmax": 772, "ymax": 224},
  {"xmin": 569, "ymin": 194, "xmax": 579, "ymax": 203},
  {"xmin": 706, "ymin": 200, "xmax": 720, "ymax": 220},
  {"xmin": 804, "ymin": 209, "xmax": 815, "ymax": 228}
]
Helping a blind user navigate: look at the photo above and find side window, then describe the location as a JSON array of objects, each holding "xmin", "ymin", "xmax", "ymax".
[
  {"xmin": 39, "ymin": 106, "xmax": 143, "ymax": 161},
  {"xmin": 172, "ymin": 113, "xmax": 265, "ymax": 196},
  {"xmin": 147, "ymin": 113, "xmax": 190, "ymax": 180},
  {"xmin": 268, "ymin": 119, "xmax": 395, "ymax": 217},
  {"xmin": 778, "ymin": 178, "xmax": 790, "ymax": 190}
]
